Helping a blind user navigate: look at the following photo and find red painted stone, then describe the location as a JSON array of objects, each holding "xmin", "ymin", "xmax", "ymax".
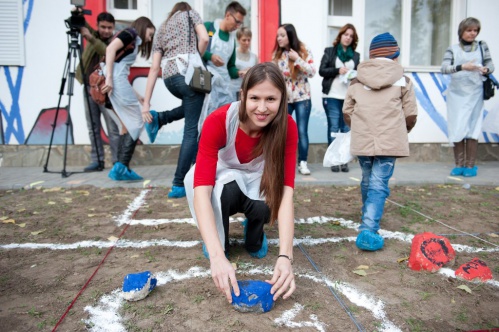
[
  {"xmin": 408, "ymin": 232, "xmax": 456, "ymax": 272},
  {"xmin": 455, "ymin": 258, "xmax": 493, "ymax": 282}
]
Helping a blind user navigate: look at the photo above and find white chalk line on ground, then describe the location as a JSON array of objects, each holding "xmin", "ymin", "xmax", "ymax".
[{"xmin": 84, "ymin": 265, "xmax": 399, "ymax": 332}]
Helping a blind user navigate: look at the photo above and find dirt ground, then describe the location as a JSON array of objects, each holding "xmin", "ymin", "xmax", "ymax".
[{"xmin": 0, "ymin": 184, "xmax": 498, "ymax": 332}]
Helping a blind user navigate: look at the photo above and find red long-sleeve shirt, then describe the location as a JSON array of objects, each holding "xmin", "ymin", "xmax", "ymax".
[{"xmin": 194, "ymin": 104, "xmax": 298, "ymax": 188}]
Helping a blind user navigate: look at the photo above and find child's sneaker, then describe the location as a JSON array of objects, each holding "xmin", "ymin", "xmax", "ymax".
[
  {"xmin": 356, "ymin": 230, "xmax": 384, "ymax": 251},
  {"xmin": 462, "ymin": 166, "xmax": 477, "ymax": 177},
  {"xmin": 450, "ymin": 167, "xmax": 464, "ymax": 176}
]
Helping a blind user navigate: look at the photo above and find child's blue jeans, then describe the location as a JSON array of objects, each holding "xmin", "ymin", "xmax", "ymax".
[{"xmin": 358, "ymin": 156, "xmax": 396, "ymax": 233}]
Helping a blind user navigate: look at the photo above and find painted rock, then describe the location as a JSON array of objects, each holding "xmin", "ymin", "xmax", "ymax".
[
  {"xmin": 455, "ymin": 258, "xmax": 493, "ymax": 282},
  {"xmin": 407, "ymin": 232, "xmax": 455, "ymax": 272},
  {"xmin": 231, "ymin": 280, "xmax": 275, "ymax": 313},
  {"xmin": 122, "ymin": 271, "xmax": 157, "ymax": 301}
]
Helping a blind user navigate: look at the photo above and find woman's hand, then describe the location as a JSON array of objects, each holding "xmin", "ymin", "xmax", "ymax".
[
  {"xmin": 288, "ymin": 49, "xmax": 299, "ymax": 61},
  {"xmin": 141, "ymin": 103, "xmax": 152, "ymax": 123},
  {"xmin": 480, "ymin": 66, "xmax": 489, "ymax": 75},
  {"xmin": 103, "ymin": 78, "xmax": 113, "ymax": 95},
  {"xmin": 462, "ymin": 60, "xmax": 481, "ymax": 72},
  {"xmin": 266, "ymin": 256, "xmax": 295, "ymax": 301},
  {"xmin": 209, "ymin": 254, "xmax": 240, "ymax": 303},
  {"xmin": 339, "ymin": 67, "xmax": 349, "ymax": 75}
]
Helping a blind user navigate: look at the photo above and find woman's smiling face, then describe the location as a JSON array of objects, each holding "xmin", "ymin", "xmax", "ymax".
[{"xmin": 241, "ymin": 79, "xmax": 281, "ymax": 135}]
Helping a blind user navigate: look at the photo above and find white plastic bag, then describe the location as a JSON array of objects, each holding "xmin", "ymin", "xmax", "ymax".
[{"xmin": 323, "ymin": 132, "xmax": 354, "ymax": 167}]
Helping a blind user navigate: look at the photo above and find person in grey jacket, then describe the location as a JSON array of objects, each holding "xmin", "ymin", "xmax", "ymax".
[{"xmin": 343, "ymin": 32, "xmax": 417, "ymax": 252}]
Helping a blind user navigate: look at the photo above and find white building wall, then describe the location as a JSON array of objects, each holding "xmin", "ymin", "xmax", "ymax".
[{"xmin": 1, "ymin": 0, "xmax": 498, "ymax": 146}]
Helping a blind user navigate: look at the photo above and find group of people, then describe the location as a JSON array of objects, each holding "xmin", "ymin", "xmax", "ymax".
[{"xmin": 77, "ymin": 6, "xmax": 494, "ymax": 305}]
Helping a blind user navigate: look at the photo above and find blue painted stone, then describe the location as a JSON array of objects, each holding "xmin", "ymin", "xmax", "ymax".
[
  {"xmin": 122, "ymin": 271, "xmax": 157, "ymax": 301},
  {"xmin": 231, "ymin": 280, "xmax": 275, "ymax": 313}
]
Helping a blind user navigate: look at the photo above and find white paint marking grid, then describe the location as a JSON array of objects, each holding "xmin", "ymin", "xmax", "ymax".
[{"xmin": 2, "ymin": 189, "xmax": 499, "ymax": 332}]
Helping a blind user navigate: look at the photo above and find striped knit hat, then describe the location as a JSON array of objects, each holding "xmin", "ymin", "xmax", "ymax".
[{"xmin": 369, "ymin": 32, "xmax": 400, "ymax": 59}]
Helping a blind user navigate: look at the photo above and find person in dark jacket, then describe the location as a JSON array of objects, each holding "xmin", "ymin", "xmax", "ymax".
[{"xmin": 319, "ymin": 24, "xmax": 360, "ymax": 173}]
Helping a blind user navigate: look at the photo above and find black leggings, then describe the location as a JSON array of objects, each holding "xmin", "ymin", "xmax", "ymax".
[{"xmin": 220, "ymin": 181, "xmax": 270, "ymax": 252}]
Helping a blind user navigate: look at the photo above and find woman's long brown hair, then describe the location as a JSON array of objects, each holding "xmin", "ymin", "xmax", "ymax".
[
  {"xmin": 333, "ymin": 23, "xmax": 358, "ymax": 51},
  {"xmin": 272, "ymin": 24, "xmax": 308, "ymax": 81},
  {"xmin": 131, "ymin": 16, "xmax": 155, "ymax": 58},
  {"xmin": 239, "ymin": 62, "xmax": 288, "ymax": 226}
]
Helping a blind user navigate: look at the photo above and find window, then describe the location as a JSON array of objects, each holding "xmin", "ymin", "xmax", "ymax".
[
  {"xmin": 364, "ymin": 0, "xmax": 453, "ymax": 68},
  {"xmin": 329, "ymin": 0, "xmax": 352, "ymax": 16},
  {"xmin": 0, "ymin": 0, "xmax": 25, "ymax": 66},
  {"xmin": 113, "ymin": 0, "xmax": 137, "ymax": 10}
]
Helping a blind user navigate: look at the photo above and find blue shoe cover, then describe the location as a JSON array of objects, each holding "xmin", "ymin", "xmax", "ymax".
[
  {"xmin": 243, "ymin": 219, "xmax": 268, "ymax": 259},
  {"xmin": 231, "ymin": 280, "xmax": 275, "ymax": 313},
  {"xmin": 462, "ymin": 166, "xmax": 477, "ymax": 177},
  {"xmin": 122, "ymin": 271, "xmax": 157, "ymax": 301},
  {"xmin": 450, "ymin": 167, "xmax": 464, "ymax": 176},
  {"xmin": 122, "ymin": 168, "xmax": 143, "ymax": 181},
  {"xmin": 145, "ymin": 110, "xmax": 159, "ymax": 143},
  {"xmin": 356, "ymin": 230, "xmax": 384, "ymax": 251},
  {"xmin": 108, "ymin": 162, "xmax": 127, "ymax": 181},
  {"xmin": 168, "ymin": 186, "xmax": 186, "ymax": 198}
]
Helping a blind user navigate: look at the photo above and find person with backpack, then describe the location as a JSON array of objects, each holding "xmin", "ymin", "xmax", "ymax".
[
  {"xmin": 343, "ymin": 32, "xmax": 418, "ymax": 251},
  {"xmin": 141, "ymin": 2, "xmax": 209, "ymax": 198},
  {"xmin": 102, "ymin": 17, "xmax": 156, "ymax": 181},
  {"xmin": 76, "ymin": 12, "xmax": 120, "ymax": 172}
]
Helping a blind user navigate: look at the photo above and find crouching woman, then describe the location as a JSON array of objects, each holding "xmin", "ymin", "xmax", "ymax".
[{"xmin": 184, "ymin": 62, "xmax": 298, "ymax": 303}]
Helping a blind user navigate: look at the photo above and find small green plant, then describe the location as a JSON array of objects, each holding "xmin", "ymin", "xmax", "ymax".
[
  {"xmin": 28, "ymin": 307, "xmax": 43, "ymax": 318},
  {"xmin": 144, "ymin": 250, "xmax": 156, "ymax": 262},
  {"xmin": 193, "ymin": 295, "xmax": 205, "ymax": 303},
  {"xmin": 420, "ymin": 291, "xmax": 434, "ymax": 301},
  {"xmin": 456, "ymin": 309, "xmax": 469, "ymax": 323},
  {"xmin": 405, "ymin": 318, "xmax": 426, "ymax": 332},
  {"xmin": 305, "ymin": 302, "xmax": 322, "ymax": 311},
  {"xmin": 161, "ymin": 304, "xmax": 174, "ymax": 315}
]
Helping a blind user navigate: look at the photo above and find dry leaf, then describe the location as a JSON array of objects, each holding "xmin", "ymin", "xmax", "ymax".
[
  {"xmin": 108, "ymin": 236, "xmax": 119, "ymax": 242},
  {"xmin": 143, "ymin": 179, "xmax": 151, "ymax": 188},
  {"xmin": 172, "ymin": 204, "xmax": 180, "ymax": 207},
  {"xmin": 488, "ymin": 233, "xmax": 499, "ymax": 238},
  {"xmin": 447, "ymin": 176, "xmax": 463, "ymax": 181},
  {"xmin": 63, "ymin": 198, "xmax": 72, "ymax": 203},
  {"xmin": 47, "ymin": 201, "xmax": 56, "ymax": 205},
  {"xmin": 89, "ymin": 208, "xmax": 95, "ymax": 211},
  {"xmin": 303, "ymin": 199, "xmax": 311, "ymax": 202},
  {"xmin": 349, "ymin": 177, "xmax": 360, "ymax": 182},
  {"xmin": 314, "ymin": 189, "xmax": 323, "ymax": 193},
  {"xmin": 2, "ymin": 219, "xmax": 15, "ymax": 224},
  {"xmin": 17, "ymin": 223, "xmax": 26, "ymax": 228},
  {"xmin": 457, "ymin": 285, "xmax": 472, "ymax": 294},
  {"xmin": 88, "ymin": 214, "xmax": 96, "ymax": 217},
  {"xmin": 353, "ymin": 270, "xmax": 367, "ymax": 276},
  {"xmin": 355, "ymin": 265, "xmax": 369, "ymax": 270},
  {"xmin": 30, "ymin": 181, "xmax": 44, "ymax": 188},
  {"xmin": 17, "ymin": 208, "xmax": 26, "ymax": 212},
  {"xmin": 397, "ymin": 256, "xmax": 409, "ymax": 263},
  {"xmin": 496, "ymin": 187, "xmax": 499, "ymax": 191},
  {"xmin": 43, "ymin": 187, "xmax": 62, "ymax": 192},
  {"xmin": 451, "ymin": 297, "xmax": 455, "ymax": 304},
  {"xmin": 76, "ymin": 190, "xmax": 90, "ymax": 196},
  {"xmin": 0, "ymin": 216, "xmax": 8, "ymax": 221},
  {"xmin": 31, "ymin": 229, "xmax": 46, "ymax": 236},
  {"xmin": 32, "ymin": 211, "xmax": 39, "ymax": 215},
  {"xmin": 130, "ymin": 254, "xmax": 139, "ymax": 258},
  {"xmin": 166, "ymin": 199, "xmax": 173, "ymax": 203}
]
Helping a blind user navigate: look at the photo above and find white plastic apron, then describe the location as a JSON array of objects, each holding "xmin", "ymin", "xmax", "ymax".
[
  {"xmin": 105, "ymin": 37, "xmax": 144, "ymax": 141},
  {"xmin": 185, "ymin": 102, "xmax": 265, "ymax": 250},
  {"xmin": 230, "ymin": 51, "xmax": 258, "ymax": 98},
  {"xmin": 198, "ymin": 19, "xmax": 237, "ymax": 133},
  {"xmin": 446, "ymin": 44, "xmax": 484, "ymax": 143}
]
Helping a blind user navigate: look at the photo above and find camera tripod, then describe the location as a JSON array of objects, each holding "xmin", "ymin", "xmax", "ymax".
[{"xmin": 43, "ymin": 27, "xmax": 104, "ymax": 178}]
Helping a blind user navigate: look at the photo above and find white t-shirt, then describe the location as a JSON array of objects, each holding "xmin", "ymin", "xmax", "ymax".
[{"xmin": 323, "ymin": 57, "xmax": 355, "ymax": 100}]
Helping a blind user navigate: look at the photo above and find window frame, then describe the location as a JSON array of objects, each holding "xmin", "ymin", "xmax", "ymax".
[
  {"xmin": 0, "ymin": 0, "xmax": 26, "ymax": 66},
  {"xmin": 326, "ymin": 0, "xmax": 467, "ymax": 72}
]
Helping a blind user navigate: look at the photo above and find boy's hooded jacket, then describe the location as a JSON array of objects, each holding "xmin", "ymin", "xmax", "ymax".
[{"xmin": 343, "ymin": 58, "xmax": 417, "ymax": 157}]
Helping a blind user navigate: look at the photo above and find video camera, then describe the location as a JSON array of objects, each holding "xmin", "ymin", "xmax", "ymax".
[{"xmin": 65, "ymin": 0, "xmax": 92, "ymax": 30}]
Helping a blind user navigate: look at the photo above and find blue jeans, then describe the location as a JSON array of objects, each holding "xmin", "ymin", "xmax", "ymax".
[
  {"xmin": 164, "ymin": 74, "xmax": 205, "ymax": 187},
  {"xmin": 322, "ymin": 98, "xmax": 350, "ymax": 145},
  {"xmin": 358, "ymin": 156, "xmax": 396, "ymax": 233},
  {"xmin": 288, "ymin": 99, "xmax": 311, "ymax": 162}
]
